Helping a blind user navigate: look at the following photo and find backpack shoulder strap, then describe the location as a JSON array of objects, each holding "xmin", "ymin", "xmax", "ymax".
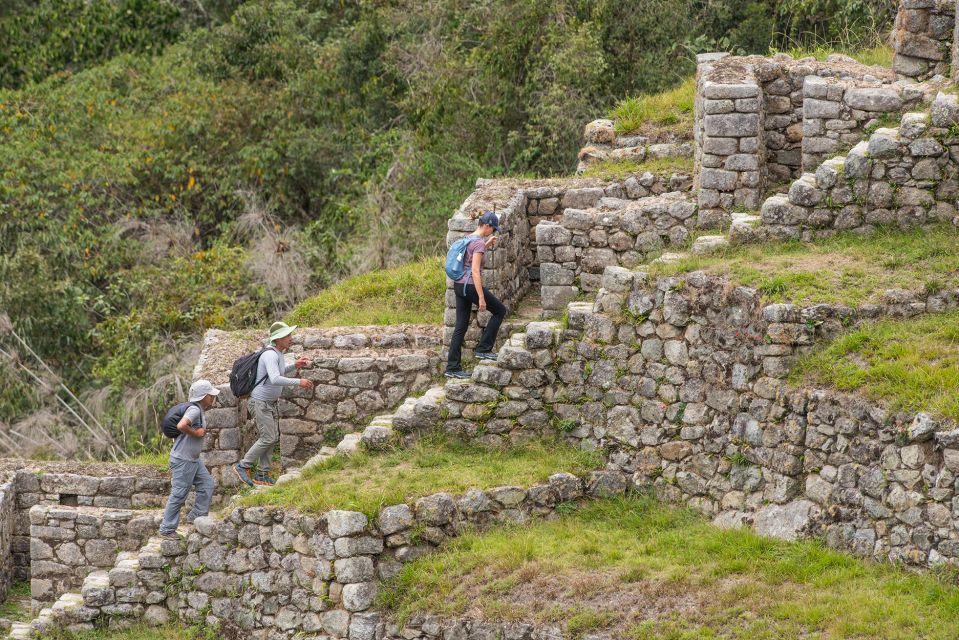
[{"xmin": 252, "ymin": 346, "xmax": 277, "ymax": 391}]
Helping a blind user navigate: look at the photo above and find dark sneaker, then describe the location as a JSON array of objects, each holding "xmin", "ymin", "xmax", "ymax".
[
  {"xmin": 253, "ymin": 472, "xmax": 275, "ymax": 486},
  {"xmin": 233, "ymin": 464, "xmax": 254, "ymax": 487},
  {"xmin": 445, "ymin": 370, "xmax": 471, "ymax": 379},
  {"xmin": 475, "ymin": 351, "xmax": 498, "ymax": 361},
  {"xmin": 159, "ymin": 530, "xmax": 182, "ymax": 541}
]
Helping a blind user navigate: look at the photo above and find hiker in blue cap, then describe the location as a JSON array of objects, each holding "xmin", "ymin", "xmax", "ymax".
[{"xmin": 446, "ymin": 211, "xmax": 508, "ymax": 378}]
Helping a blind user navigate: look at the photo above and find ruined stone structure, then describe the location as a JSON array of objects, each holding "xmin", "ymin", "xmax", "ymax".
[
  {"xmin": 10, "ymin": 3, "xmax": 959, "ymax": 639},
  {"xmin": 892, "ymin": 0, "xmax": 957, "ymax": 81}
]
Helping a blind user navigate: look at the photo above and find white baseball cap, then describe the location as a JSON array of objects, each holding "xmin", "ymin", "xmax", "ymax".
[{"xmin": 188, "ymin": 379, "xmax": 221, "ymax": 402}]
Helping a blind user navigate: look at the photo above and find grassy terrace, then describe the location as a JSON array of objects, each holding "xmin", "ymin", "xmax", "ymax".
[
  {"xmin": 382, "ymin": 497, "xmax": 959, "ymax": 639},
  {"xmin": 287, "ymin": 256, "xmax": 445, "ymax": 327},
  {"xmin": 609, "ymin": 77, "xmax": 695, "ymax": 137},
  {"xmin": 581, "ymin": 156, "xmax": 694, "ymax": 180},
  {"xmin": 240, "ymin": 437, "xmax": 603, "ymax": 518},
  {"xmin": 794, "ymin": 312, "xmax": 959, "ymax": 420},
  {"xmin": 654, "ymin": 225, "xmax": 959, "ymax": 307}
]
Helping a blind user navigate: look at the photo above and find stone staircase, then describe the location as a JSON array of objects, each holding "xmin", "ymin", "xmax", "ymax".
[{"xmin": 8, "ymin": 531, "xmax": 187, "ymax": 639}]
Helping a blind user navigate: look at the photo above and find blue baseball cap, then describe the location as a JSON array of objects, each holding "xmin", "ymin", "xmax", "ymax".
[{"xmin": 479, "ymin": 211, "xmax": 500, "ymax": 231}]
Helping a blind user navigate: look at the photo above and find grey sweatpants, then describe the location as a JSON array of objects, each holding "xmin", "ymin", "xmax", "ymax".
[
  {"xmin": 159, "ymin": 457, "xmax": 213, "ymax": 534},
  {"xmin": 240, "ymin": 398, "xmax": 279, "ymax": 473}
]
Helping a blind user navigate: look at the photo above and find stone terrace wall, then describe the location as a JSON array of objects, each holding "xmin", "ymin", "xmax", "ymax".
[
  {"xmin": 194, "ymin": 326, "xmax": 443, "ymax": 486},
  {"xmin": 534, "ymin": 192, "xmax": 697, "ymax": 315},
  {"xmin": 757, "ymin": 94, "xmax": 959, "ymax": 241},
  {"xmin": 418, "ymin": 268, "xmax": 959, "ymax": 568},
  {"xmin": 695, "ymin": 52, "xmax": 922, "ymax": 226},
  {"xmin": 893, "ymin": 0, "xmax": 956, "ymax": 81},
  {"xmin": 61, "ymin": 471, "xmax": 627, "ymax": 639},
  {"xmin": 445, "ymin": 175, "xmax": 694, "ymax": 346},
  {"xmin": 0, "ymin": 480, "xmax": 15, "ymax": 604},
  {"xmin": 10, "ymin": 464, "xmax": 170, "ymax": 584},
  {"xmin": 29, "ymin": 505, "xmax": 159, "ymax": 609}
]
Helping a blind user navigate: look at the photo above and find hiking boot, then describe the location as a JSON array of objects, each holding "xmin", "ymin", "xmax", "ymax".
[
  {"xmin": 474, "ymin": 350, "xmax": 498, "ymax": 361},
  {"xmin": 445, "ymin": 369, "xmax": 471, "ymax": 379},
  {"xmin": 253, "ymin": 472, "xmax": 275, "ymax": 486},
  {"xmin": 233, "ymin": 464, "xmax": 254, "ymax": 487},
  {"xmin": 159, "ymin": 530, "xmax": 182, "ymax": 541}
]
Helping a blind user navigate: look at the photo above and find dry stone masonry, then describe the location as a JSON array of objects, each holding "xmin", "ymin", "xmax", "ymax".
[
  {"xmin": 893, "ymin": 0, "xmax": 957, "ymax": 81},
  {"xmin": 194, "ymin": 325, "xmax": 443, "ymax": 485},
  {"xmin": 29, "ymin": 506, "xmax": 159, "ymax": 609},
  {"xmin": 751, "ymin": 92, "xmax": 959, "ymax": 240},
  {"xmin": 695, "ymin": 52, "xmax": 931, "ymax": 226}
]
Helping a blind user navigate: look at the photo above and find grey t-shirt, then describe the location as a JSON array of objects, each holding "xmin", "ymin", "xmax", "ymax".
[
  {"xmin": 170, "ymin": 404, "xmax": 205, "ymax": 462},
  {"xmin": 249, "ymin": 346, "xmax": 299, "ymax": 402}
]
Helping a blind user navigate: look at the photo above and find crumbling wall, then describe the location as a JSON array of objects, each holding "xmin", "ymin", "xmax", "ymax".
[{"xmin": 893, "ymin": 0, "xmax": 956, "ymax": 81}]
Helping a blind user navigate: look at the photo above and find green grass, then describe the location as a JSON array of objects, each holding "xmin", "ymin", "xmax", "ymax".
[
  {"xmin": 651, "ymin": 224, "xmax": 959, "ymax": 307},
  {"xmin": 239, "ymin": 436, "xmax": 604, "ymax": 518},
  {"xmin": 46, "ymin": 624, "xmax": 205, "ymax": 640},
  {"xmin": 609, "ymin": 77, "xmax": 695, "ymax": 136},
  {"xmin": 381, "ymin": 496, "xmax": 959, "ymax": 639},
  {"xmin": 777, "ymin": 43, "xmax": 893, "ymax": 68},
  {"xmin": 793, "ymin": 312, "xmax": 959, "ymax": 420},
  {"xmin": 287, "ymin": 256, "xmax": 445, "ymax": 327},
  {"xmin": 0, "ymin": 581, "xmax": 31, "ymax": 622},
  {"xmin": 123, "ymin": 450, "xmax": 169, "ymax": 466},
  {"xmin": 581, "ymin": 155, "xmax": 694, "ymax": 180}
]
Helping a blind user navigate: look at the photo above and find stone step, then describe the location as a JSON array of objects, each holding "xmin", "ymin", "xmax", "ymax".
[
  {"xmin": 649, "ymin": 251, "xmax": 688, "ymax": 265},
  {"xmin": 335, "ymin": 432, "xmax": 362, "ymax": 454},
  {"xmin": 8, "ymin": 622, "xmax": 31, "ymax": 640},
  {"xmin": 690, "ymin": 235, "xmax": 729, "ymax": 255}
]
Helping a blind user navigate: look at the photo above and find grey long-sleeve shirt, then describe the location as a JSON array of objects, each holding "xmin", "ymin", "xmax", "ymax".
[{"xmin": 249, "ymin": 346, "xmax": 300, "ymax": 402}]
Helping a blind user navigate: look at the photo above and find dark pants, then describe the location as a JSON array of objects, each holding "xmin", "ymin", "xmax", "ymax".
[{"xmin": 446, "ymin": 283, "xmax": 508, "ymax": 373}]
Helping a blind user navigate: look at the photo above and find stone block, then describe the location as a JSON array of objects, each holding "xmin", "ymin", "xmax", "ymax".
[{"xmin": 704, "ymin": 113, "xmax": 760, "ymax": 137}]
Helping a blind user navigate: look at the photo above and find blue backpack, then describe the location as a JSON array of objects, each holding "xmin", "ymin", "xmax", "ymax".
[{"xmin": 445, "ymin": 236, "xmax": 475, "ymax": 282}]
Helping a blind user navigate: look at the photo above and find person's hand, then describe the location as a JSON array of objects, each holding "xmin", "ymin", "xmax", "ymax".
[
  {"xmin": 299, "ymin": 378, "xmax": 315, "ymax": 390},
  {"xmin": 485, "ymin": 236, "xmax": 498, "ymax": 248},
  {"xmin": 479, "ymin": 299, "xmax": 487, "ymax": 312},
  {"xmin": 295, "ymin": 356, "xmax": 311, "ymax": 369},
  {"xmin": 195, "ymin": 428, "xmax": 206, "ymax": 438}
]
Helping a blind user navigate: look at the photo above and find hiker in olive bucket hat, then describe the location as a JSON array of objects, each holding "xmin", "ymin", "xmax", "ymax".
[{"xmin": 233, "ymin": 321, "xmax": 313, "ymax": 486}]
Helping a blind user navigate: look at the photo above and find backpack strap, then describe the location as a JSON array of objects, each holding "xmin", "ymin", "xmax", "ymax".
[{"xmin": 250, "ymin": 346, "xmax": 278, "ymax": 391}]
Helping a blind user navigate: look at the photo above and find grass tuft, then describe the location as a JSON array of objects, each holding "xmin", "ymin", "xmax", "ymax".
[
  {"xmin": 581, "ymin": 156, "xmax": 693, "ymax": 180},
  {"xmin": 650, "ymin": 224, "xmax": 959, "ymax": 307},
  {"xmin": 238, "ymin": 435, "xmax": 603, "ymax": 518},
  {"xmin": 287, "ymin": 256, "xmax": 445, "ymax": 327},
  {"xmin": 609, "ymin": 77, "xmax": 695, "ymax": 136},
  {"xmin": 793, "ymin": 312, "xmax": 959, "ymax": 420},
  {"xmin": 382, "ymin": 496, "xmax": 959, "ymax": 638}
]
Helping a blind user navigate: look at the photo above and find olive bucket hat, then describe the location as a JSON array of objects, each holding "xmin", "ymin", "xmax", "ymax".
[{"xmin": 269, "ymin": 321, "xmax": 297, "ymax": 342}]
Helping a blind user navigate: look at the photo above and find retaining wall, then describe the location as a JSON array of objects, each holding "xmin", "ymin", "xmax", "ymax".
[
  {"xmin": 59, "ymin": 471, "xmax": 627, "ymax": 638},
  {"xmin": 423, "ymin": 268, "xmax": 959, "ymax": 568}
]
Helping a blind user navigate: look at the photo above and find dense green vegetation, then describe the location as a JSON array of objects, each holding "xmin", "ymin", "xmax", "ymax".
[
  {"xmin": 240, "ymin": 436, "xmax": 603, "ymax": 518},
  {"xmin": 0, "ymin": 0, "xmax": 895, "ymax": 457},
  {"xmin": 794, "ymin": 313, "xmax": 959, "ymax": 420},
  {"xmin": 382, "ymin": 496, "xmax": 959, "ymax": 638},
  {"xmin": 652, "ymin": 225, "xmax": 959, "ymax": 307}
]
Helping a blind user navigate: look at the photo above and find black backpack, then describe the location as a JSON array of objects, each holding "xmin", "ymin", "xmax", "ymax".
[
  {"xmin": 160, "ymin": 402, "xmax": 200, "ymax": 439},
  {"xmin": 229, "ymin": 347, "xmax": 271, "ymax": 398}
]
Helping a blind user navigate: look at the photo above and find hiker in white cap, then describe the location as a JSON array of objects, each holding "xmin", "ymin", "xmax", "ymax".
[
  {"xmin": 234, "ymin": 321, "xmax": 313, "ymax": 487},
  {"xmin": 159, "ymin": 379, "xmax": 219, "ymax": 539}
]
